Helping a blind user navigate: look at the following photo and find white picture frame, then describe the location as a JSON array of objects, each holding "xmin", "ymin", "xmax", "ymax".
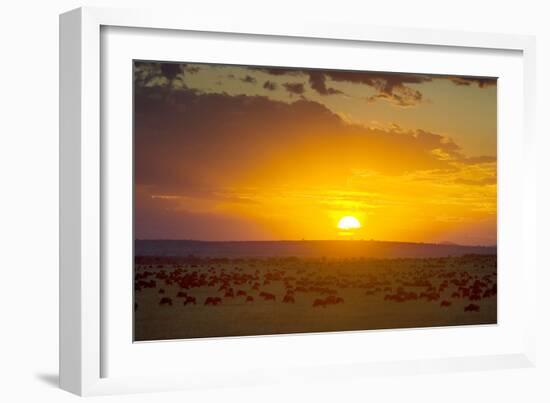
[{"xmin": 59, "ymin": 6, "xmax": 537, "ymax": 396}]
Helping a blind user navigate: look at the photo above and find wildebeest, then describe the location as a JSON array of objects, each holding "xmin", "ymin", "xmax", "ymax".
[
  {"xmin": 282, "ymin": 294, "xmax": 295, "ymax": 303},
  {"xmin": 313, "ymin": 298, "xmax": 326, "ymax": 308},
  {"xmin": 325, "ymin": 295, "xmax": 343, "ymax": 305},
  {"xmin": 184, "ymin": 296, "xmax": 196, "ymax": 306},
  {"xmin": 159, "ymin": 297, "xmax": 172, "ymax": 306},
  {"xmin": 483, "ymin": 285, "xmax": 496, "ymax": 298},
  {"xmin": 417, "ymin": 291, "xmax": 440, "ymax": 302},
  {"xmin": 204, "ymin": 296, "xmax": 222, "ymax": 306},
  {"xmin": 259, "ymin": 291, "xmax": 276, "ymax": 301},
  {"xmin": 134, "ymin": 255, "xmax": 496, "ymax": 337},
  {"xmin": 464, "ymin": 303, "xmax": 480, "ymax": 312},
  {"xmin": 313, "ymin": 298, "xmax": 327, "ymax": 308}
]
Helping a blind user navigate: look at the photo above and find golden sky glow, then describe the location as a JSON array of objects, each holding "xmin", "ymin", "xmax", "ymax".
[
  {"xmin": 338, "ymin": 216, "xmax": 361, "ymax": 230},
  {"xmin": 134, "ymin": 62, "xmax": 497, "ymax": 245}
]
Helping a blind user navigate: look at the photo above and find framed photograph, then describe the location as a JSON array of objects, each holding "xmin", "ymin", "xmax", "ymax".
[{"xmin": 60, "ymin": 7, "xmax": 537, "ymax": 396}]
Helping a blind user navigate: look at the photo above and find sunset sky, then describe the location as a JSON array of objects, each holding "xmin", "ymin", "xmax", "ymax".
[{"xmin": 134, "ymin": 61, "xmax": 497, "ymax": 246}]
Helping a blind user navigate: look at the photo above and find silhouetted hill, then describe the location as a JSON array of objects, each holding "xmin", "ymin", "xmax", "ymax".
[{"xmin": 135, "ymin": 240, "xmax": 496, "ymax": 259}]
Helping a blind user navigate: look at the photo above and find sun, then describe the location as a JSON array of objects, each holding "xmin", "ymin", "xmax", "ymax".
[{"xmin": 337, "ymin": 216, "xmax": 361, "ymax": 230}]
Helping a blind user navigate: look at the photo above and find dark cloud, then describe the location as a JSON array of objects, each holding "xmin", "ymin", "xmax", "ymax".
[
  {"xmin": 134, "ymin": 62, "xmax": 186, "ymax": 88},
  {"xmin": 263, "ymin": 80, "xmax": 277, "ymax": 91},
  {"xmin": 325, "ymin": 71, "xmax": 429, "ymax": 106},
  {"xmin": 447, "ymin": 76, "xmax": 497, "ymax": 88},
  {"xmin": 307, "ymin": 71, "xmax": 342, "ymax": 95},
  {"xmin": 259, "ymin": 67, "xmax": 431, "ymax": 106},
  {"xmin": 365, "ymin": 87, "xmax": 422, "ymax": 107},
  {"xmin": 160, "ymin": 63, "xmax": 183, "ymax": 81},
  {"xmin": 135, "ymin": 86, "xmax": 483, "ymax": 192},
  {"xmin": 134, "ymin": 62, "xmax": 161, "ymax": 86},
  {"xmin": 255, "ymin": 66, "xmax": 431, "ymax": 105},
  {"xmin": 258, "ymin": 67, "xmax": 299, "ymax": 76},
  {"xmin": 327, "ymin": 71, "xmax": 431, "ymax": 89},
  {"xmin": 258, "ymin": 67, "xmax": 495, "ymax": 106},
  {"xmin": 185, "ymin": 66, "xmax": 200, "ymax": 74},
  {"xmin": 135, "ymin": 188, "xmax": 270, "ymax": 240},
  {"xmin": 283, "ymin": 82, "xmax": 305, "ymax": 95},
  {"xmin": 241, "ymin": 75, "xmax": 257, "ymax": 84},
  {"xmin": 134, "ymin": 87, "xmax": 493, "ymax": 238},
  {"xmin": 134, "ymin": 62, "xmax": 496, "ymax": 110}
]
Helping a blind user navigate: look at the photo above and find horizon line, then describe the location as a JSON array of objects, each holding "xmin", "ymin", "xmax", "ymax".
[{"xmin": 134, "ymin": 238, "xmax": 497, "ymax": 248}]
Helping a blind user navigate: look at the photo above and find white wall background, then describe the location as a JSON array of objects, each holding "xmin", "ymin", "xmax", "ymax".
[{"xmin": 1, "ymin": 0, "xmax": 548, "ymax": 401}]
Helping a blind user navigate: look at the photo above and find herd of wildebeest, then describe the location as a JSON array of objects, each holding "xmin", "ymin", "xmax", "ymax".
[{"xmin": 134, "ymin": 254, "xmax": 497, "ymax": 340}]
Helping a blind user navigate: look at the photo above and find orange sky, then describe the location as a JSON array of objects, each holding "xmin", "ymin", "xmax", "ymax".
[{"xmin": 134, "ymin": 62, "xmax": 497, "ymax": 246}]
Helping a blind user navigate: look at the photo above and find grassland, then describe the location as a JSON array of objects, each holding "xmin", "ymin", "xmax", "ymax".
[{"xmin": 134, "ymin": 254, "xmax": 496, "ymax": 341}]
